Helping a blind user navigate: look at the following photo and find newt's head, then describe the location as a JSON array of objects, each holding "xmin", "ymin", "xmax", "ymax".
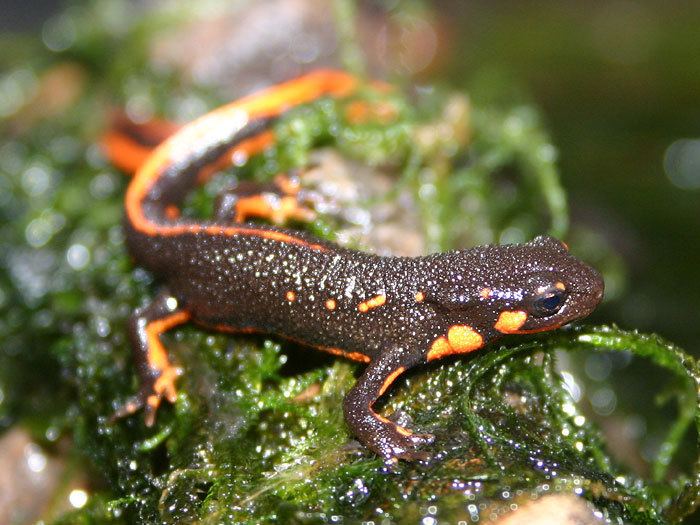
[
  {"xmin": 485, "ymin": 235, "xmax": 604, "ymax": 334},
  {"xmin": 429, "ymin": 235, "xmax": 604, "ymax": 335}
]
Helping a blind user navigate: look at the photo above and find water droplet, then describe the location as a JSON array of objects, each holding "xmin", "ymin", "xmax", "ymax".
[
  {"xmin": 25, "ymin": 443, "xmax": 47, "ymax": 473},
  {"xmin": 69, "ymin": 489, "xmax": 88, "ymax": 508},
  {"xmin": 664, "ymin": 138, "xmax": 700, "ymax": 190},
  {"xmin": 66, "ymin": 243, "xmax": 90, "ymax": 270}
]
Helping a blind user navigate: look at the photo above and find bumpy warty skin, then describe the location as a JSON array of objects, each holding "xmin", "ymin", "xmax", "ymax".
[{"xmin": 126, "ymin": 224, "xmax": 604, "ymax": 364}]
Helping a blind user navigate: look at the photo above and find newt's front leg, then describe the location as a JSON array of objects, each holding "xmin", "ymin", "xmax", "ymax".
[
  {"xmin": 343, "ymin": 349, "xmax": 433, "ymax": 462},
  {"xmin": 114, "ymin": 291, "xmax": 189, "ymax": 426}
]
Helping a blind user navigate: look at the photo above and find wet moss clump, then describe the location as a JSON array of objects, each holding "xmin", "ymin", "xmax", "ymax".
[{"xmin": 1, "ymin": 2, "xmax": 698, "ymax": 523}]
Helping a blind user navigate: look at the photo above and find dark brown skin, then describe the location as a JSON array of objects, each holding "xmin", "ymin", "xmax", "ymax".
[{"xmin": 113, "ymin": 71, "xmax": 605, "ymax": 462}]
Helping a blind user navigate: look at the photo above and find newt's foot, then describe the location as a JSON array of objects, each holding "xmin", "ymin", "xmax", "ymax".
[
  {"xmin": 356, "ymin": 414, "xmax": 434, "ymax": 462},
  {"xmin": 379, "ymin": 431, "xmax": 434, "ymax": 464},
  {"xmin": 144, "ymin": 365, "xmax": 182, "ymax": 426},
  {"xmin": 112, "ymin": 365, "xmax": 182, "ymax": 426}
]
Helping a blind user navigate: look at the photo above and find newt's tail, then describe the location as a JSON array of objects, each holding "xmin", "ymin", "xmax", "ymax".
[
  {"xmin": 122, "ymin": 70, "xmax": 358, "ymax": 236},
  {"xmin": 101, "ymin": 112, "xmax": 180, "ymax": 174}
]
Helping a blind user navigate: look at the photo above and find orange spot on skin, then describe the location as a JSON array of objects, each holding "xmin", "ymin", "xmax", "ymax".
[
  {"xmin": 286, "ymin": 291, "xmax": 297, "ymax": 302},
  {"xmin": 358, "ymin": 294, "xmax": 386, "ymax": 313},
  {"xmin": 427, "ymin": 325, "xmax": 484, "ymax": 361},
  {"xmin": 480, "ymin": 287, "xmax": 492, "ymax": 299},
  {"xmin": 414, "ymin": 291, "xmax": 425, "ymax": 302},
  {"xmin": 325, "ymin": 298, "xmax": 337, "ymax": 310},
  {"xmin": 447, "ymin": 325, "xmax": 484, "ymax": 353},
  {"xmin": 426, "ymin": 336, "xmax": 452, "ymax": 361},
  {"xmin": 165, "ymin": 205, "xmax": 180, "ymax": 220},
  {"xmin": 379, "ymin": 367, "xmax": 406, "ymax": 397},
  {"xmin": 494, "ymin": 310, "xmax": 528, "ymax": 334},
  {"xmin": 555, "ymin": 281, "xmax": 566, "ymax": 291}
]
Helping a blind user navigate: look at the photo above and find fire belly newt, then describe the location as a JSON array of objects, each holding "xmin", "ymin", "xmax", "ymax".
[{"xmin": 107, "ymin": 70, "xmax": 604, "ymax": 461}]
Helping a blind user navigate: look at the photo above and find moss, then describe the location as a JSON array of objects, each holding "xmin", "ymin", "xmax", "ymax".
[{"xmin": 0, "ymin": 1, "xmax": 698, "ymax": 523}]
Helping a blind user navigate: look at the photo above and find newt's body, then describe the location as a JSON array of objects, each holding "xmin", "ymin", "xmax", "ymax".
[{"xmin": 108, "ymin": 70, "xmax": 604, "ymax": 461}]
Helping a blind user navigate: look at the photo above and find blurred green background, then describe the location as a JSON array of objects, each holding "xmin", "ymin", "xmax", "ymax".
[{"xmin": 437, "ymin": 1, "xmax": 700, "ymax": 353}]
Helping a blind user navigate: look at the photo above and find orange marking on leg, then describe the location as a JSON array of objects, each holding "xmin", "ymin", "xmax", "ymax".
[
  {"xmin": 378, "ymin": 366, "xmax": 406, "ymax": 397},
  {"xmin": 480, "ymin": 287, "xmax": 492, "ymax": 299},
  {"xmin": 153, "ymin": 365, "xmax": 181, "ymax": 403},
  {"xmin": 358, "ymin": 294, "xmax": 387, "ymax": 313},
  {"xmin": 394, "ymin": 425, "xmax": 414, "ymax": 437},
  {"xmin": 235, "ymin": 195, "xmax": 315, "ymax": 225},
  {"xmin": 286, "ymin": 290, "xmax": 297, "ymax": 302},
  {"xmin": 233, "ymin": 194, "xmax": 274, "ymax": 222},
  {"xmin": 147, "ymin": 395, "xmax": 160, "ymax": 410},
  {"xmin": 447, "ymin": 325, "xmax": 484, "ymax": 353},
  {"xmin": 141, "ymin": 310, "xmax": 189, "ymax": 423},
  {"xmin": 414, "ymin": 291, "xmax": 425, "ymax": 303},
  {"xmin": 375, "ymin": 413, "xmax": 413, "ymax": 436},
  {"xmin": 275, "ymin": 196, "xmax": 316, "ymax": 224},
  {"xmin": 145, "ymin": 310, "xmax": 190, "ymax": 372},
  {"xmin": 494, "ymin": 310, "xmax": 528, "ymax": 334},
  {"xmin": 325, "ymin": 298, "xmax": 337, "ymax": 310}
]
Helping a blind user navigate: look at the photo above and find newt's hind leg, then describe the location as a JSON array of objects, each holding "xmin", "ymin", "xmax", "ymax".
[
  {"xmin": 214, "ymin": 173, "xmax": 316, "ymax": 225},
  {"xmin": 113, "ymin": 291, "xmax": 189, "ymax": 426},
  {"xmin": 343, "ymin": 348, "xmax": 434, "ymax": 462}
]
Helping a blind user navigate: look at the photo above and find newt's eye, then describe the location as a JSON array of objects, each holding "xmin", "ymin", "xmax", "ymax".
[{"xmin": 529, "ymin": 286, "xmax": 567, "ymax": 317}]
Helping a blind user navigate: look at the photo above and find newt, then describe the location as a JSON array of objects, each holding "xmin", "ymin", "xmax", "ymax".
[{"xmin": 105, "ymin": 70, "xmax": 604, "ymax": 461}]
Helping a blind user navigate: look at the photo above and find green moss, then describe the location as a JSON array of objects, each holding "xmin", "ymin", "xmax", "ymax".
[{"xmin": 0, "ymin": 2, "xmax": 698, "ymax": 524}]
